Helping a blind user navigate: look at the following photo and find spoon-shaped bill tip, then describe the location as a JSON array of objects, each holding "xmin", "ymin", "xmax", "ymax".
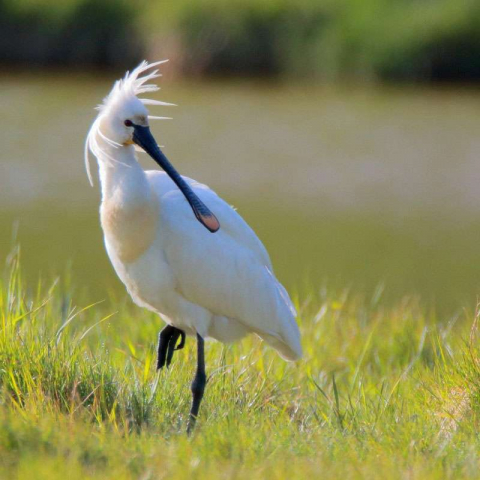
[{"xmin": 197, "ymin": 212, "xmax": 220, "ymax": 233}]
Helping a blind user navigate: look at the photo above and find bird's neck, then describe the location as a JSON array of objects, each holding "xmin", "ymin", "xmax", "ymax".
[
  {"xmin": 98, "ymin": 144, "xmax": 149, "ymax": 203},
  {"xmin": 98, "ymin": 144, "xmax": 159, "ymax": 264}
]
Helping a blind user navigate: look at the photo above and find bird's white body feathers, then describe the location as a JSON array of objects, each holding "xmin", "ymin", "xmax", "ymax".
[{"xmin": 88, "ymin": 61, "xmax": 302, "ymax": 361}]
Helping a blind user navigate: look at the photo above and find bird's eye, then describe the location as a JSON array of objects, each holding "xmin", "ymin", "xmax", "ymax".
[{"xmin": 124, "ymin": 119, "xmax": 133, "ymax": 127}]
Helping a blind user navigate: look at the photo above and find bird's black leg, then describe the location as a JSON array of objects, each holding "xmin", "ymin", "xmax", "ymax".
[
  {"xmin": 187, "ymin": 333, "xmax": 206, "ymax": 435},
  {"xmin": 157, "ymin": 325, "xmax": 186, "ymax": 370},
  {"xmin": 157, "ymin": 325, "xmax": 175, "ymax": 370},
  {"xmin": 166, "ymin": 329, "xmax": 181, "ymax": 367}
]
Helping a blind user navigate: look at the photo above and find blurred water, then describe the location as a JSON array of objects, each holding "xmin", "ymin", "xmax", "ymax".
[{"xmin": 1, "ymin": 72, "xmax": 480, "ymax": 313}]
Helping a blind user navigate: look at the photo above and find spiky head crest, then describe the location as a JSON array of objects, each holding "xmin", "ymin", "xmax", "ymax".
[{"xmin": 99, "ymin": 60, "xmax": 166, "ymax": 114}]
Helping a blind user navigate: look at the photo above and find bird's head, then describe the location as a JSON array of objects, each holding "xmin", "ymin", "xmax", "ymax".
[
  {"xmin": 85, "ymin": 60, "xmax": 173, "ymax": 163},
  {"xmin": 101, "ymin": 96, "xmax": 150, "ymax": 146},
  {"xmin": 85, "ymin": 60, "xmax": 220, "ymax": 233}
]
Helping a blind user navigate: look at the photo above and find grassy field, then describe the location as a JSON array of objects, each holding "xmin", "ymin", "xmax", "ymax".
[{"xmin": 1, "ymin": 249, "xmax": 480, "ymax": 479}]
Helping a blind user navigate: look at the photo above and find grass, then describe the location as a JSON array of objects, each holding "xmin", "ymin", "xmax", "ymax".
[{"xmin": 1, "ymin": 247, "xmax": 480, "ymax": 479}]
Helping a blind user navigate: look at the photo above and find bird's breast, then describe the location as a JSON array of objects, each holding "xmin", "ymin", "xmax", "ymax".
[{"xmin": 100, "ymin": 198, "xmax": 159, "ymax": 264}]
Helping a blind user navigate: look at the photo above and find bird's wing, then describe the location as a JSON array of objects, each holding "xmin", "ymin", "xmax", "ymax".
[
  {"xmin": 147, "ymin": 170, "xmax": 273, "ymax": 268},
  {"xmin": 152, "ymin": 176, "xmax": 302, "ymax": 361}
]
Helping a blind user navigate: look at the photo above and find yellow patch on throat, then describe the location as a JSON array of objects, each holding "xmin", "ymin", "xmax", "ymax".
[{"xmin": 101, "ymin": 199, "xmax": 158, "ymax": 264}]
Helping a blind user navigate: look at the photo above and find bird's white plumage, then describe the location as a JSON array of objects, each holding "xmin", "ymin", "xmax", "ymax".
[{"xmin": 86, "ymin": 61, "xmax": 302, "ymax": 361}]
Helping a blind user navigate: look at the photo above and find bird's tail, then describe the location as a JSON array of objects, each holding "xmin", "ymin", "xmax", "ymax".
[
  {"xmin": 257, "ymin": 269, "xmax": 302, "ymax": 361},
  {"xmin": 259, "ymin": 331, "xmax": 302, "ymax": 361}
]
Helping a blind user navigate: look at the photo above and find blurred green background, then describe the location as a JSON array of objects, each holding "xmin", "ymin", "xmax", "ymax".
[
  {"xmin": 2, "ymin": 0, "xmax": 480, "ymax": 81},
  {"xmin": 1, "ymin": 0, "xmax": 480, "ymax": 313}
]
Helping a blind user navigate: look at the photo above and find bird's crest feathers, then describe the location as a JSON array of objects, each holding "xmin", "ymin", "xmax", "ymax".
[{"xmin": 97, "ymin": 60, "xmax": 169, "ymax": 113}]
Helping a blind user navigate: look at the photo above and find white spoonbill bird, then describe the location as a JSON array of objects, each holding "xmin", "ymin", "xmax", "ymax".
[{"xmin": 85, "ymin": 60, "xmax": 302, "ymax": 432}]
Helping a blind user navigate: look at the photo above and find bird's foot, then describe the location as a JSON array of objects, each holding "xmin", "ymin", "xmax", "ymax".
[{"xmin": 157, "ymin": 325, "xmax": 185, "ymax": 370}]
